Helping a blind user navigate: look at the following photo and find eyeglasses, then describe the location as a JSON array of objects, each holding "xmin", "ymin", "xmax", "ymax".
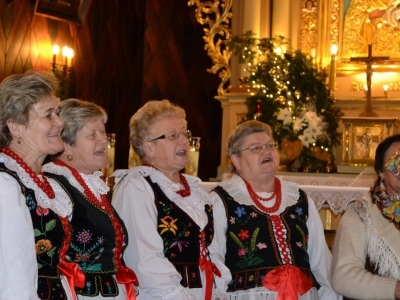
[
  {"xmin": 239, "ymin": 142, "xmax": 278, "ymax": 153},
  {"xmin": 146, "ymin": 130, "xmax": 191, "ymax": 142}
]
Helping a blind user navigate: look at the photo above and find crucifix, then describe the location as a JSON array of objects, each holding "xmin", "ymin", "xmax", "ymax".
[{"xmin": 350, "ymin": 44, "xmax": 389, "ymax": 117}]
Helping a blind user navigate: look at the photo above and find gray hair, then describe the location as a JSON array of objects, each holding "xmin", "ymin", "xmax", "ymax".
[
  {"xmin": 59, "ymin": 98, "xmax": 107, "ymax": 146},
  {"xmin": 0, "ymin": 70, "xmax": 59, "ymax": 147},
  {"xmin": 227, "ymin": 120, "xmax": 273, "ymax": 173},
  {"xmin": 129, "ymin": 99, "xmax": 186, "ymax": 160}
]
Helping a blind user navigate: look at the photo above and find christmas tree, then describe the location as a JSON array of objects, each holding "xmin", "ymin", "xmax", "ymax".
[{"xmin": 230, "ymin": 33, "xmax": 343, "ymax": 172}]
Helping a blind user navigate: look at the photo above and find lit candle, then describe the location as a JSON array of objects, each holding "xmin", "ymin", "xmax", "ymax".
[
  {"xmin": 365, "ymin": 19, "xmax": 372, "ymax": 45},
  {"xmin": 66, "ymin": 48, "xmax": 74, "ymax": 67},
  {"xmin": 52, "ymin": 45, "xmax": 60, "ymax": 64},
  {"xmin": 62, "ymin": 46, "xmax": 69, "ymax": 66},
  {"xmin": 311, "ymin": 48, "xmax": 316, "ymax": 65},
  {"xmin": 383, "ymin": 84, "xmax": 389, "ymax": 97},
  {"xmin": 329, "ymin": 45, "xmax": 338, "ymax": 96}
]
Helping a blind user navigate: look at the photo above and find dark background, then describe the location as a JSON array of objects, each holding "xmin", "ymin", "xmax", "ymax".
[{"xmin": 0, "ymin": 0, "xmax": 223, "ymax": 181}]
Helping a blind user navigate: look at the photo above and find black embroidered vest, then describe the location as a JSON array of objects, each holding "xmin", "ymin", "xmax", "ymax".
[
  {"xmin": 45, "ymin": 172, "xmax": 129, "ymax": 297},
  {"xmin": 213, "ymin": 185, "xmax": 319, "ymax": 292},
  {"xmin": 144, "ymin": 176, "xmax": 214, "ymax": 288},
  {"xmin": 0, "ymin": 163, "xmax": 68, "ymax": 300}
]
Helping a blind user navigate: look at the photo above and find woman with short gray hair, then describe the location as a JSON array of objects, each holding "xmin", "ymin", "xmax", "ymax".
[
  {"xmin": 210, "ymin": 120, "xmax": 340, "ymax": 300},
  {"xmin": 43, "ymin": 98, "xmax": 138, "ymax": 299},
  {"xmin": 0, "ymin": 70, "xmax": 76, "ymax": 299}
]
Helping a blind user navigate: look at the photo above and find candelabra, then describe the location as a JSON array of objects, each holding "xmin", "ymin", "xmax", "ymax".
[{"xmin": 51, "ymin": 45, "xmax": 74, "ymax": 99}]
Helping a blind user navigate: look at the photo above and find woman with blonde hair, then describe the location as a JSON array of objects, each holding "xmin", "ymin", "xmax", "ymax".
[{"xmin": 112, "ymin": 99, "xmax": 231, "ymax": 300}]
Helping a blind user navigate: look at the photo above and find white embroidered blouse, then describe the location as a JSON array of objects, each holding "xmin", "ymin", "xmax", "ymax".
[{"xmin": 112, "ymin": 166, "xmax": 231, "ymax": 300}]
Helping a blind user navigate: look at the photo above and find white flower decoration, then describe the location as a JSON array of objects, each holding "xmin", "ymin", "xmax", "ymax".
[{"xmin": 277, "ymin": 108, "xmax": 293, "ymax": 125}]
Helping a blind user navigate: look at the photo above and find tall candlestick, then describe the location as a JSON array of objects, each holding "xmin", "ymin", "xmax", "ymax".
[
  {"xmin": 52, "ymin": 45, "xmax": 60, "ymax": 65},
  {"xmin": 62, "ymin": 46, "xmax": 69, "ymax": 66},
  {"xmin": 329, "ymin": 45, "xmax": 338, "ymax": 96}
]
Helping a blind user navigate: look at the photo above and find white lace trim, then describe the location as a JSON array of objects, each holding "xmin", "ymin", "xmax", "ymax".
[
  {"xmin": 217, "ymin": 174, "xmax": 300, "ymax": 215},
  {"xmin": 351, "ymin": 197, "xmax": 400, "ymax": 280},
  {"xmin": 42, "ymin": 162, "xmax": 110, "ymax": 200},
  {"xmin": 0, "ymin": 153, "xmax": 73, "ymax": 218},
  {"xmin": 114, "ymin": 166, "xmax": 211, "ymax": 209}
]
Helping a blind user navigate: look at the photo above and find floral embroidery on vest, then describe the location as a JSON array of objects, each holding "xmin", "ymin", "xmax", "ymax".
[
  {"xmin": 145, "ymin": 176, "xmax": 214, "ymax": 289},
  {"xmin": 214, "ymin": 185, "xmax": 319, "ymax": 292},
  {"xmin": 0, "ymin": 165, "xmax": 68, "ymax": 300}
]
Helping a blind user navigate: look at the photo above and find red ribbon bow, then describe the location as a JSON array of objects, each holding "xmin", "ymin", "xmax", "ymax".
[
  {"xmin": 116, "ymin": 266, "xmax": 139, "ymax": 300},
  {"xmin": 261, "ymin": 265, "xmax": 313, "ymax": 300},
  {"xmin": 199, "ymin": 257, "xmax": 221, "ymax": 300},
  {"xmin": 57, "ymin": 260, "xmax": 85, "ymax": 300}
]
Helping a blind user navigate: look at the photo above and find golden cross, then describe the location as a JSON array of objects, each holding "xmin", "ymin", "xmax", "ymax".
[{"xmin": 350, "ymin": 44, "xmax": 389, "ymax": 117}]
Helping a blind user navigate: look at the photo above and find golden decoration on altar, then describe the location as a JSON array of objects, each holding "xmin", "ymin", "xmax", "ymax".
[
  {"xmin": 188, "ymin": 0, "xmax": 233, "ymax": 95},
  {"xmin": 310, "ymin": 146, "xmax": 331, "ymax": 162},
  {"xmin": 281, "ymin": 138, "xmax": 303, "ymax": 161},
  {"xmin": 301, "ymin": 0, "xmax": 318, "ymax": 53},
  {"xmin": 342, "ymin": 0, "xmax": 400, "ymax": 58}
]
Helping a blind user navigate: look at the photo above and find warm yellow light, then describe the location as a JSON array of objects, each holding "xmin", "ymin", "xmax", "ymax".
[
  {"xmin": 383, "ymin": 84, "xmax": 389, "ymax": 92},
  {"xmin": 62, "ymin": 46, "xmax": 69, "ymax": 57},
  {"xmin": 52, "ymin": 45, "xmax": 60, "ymax": 55},
  {"xmin": 330, "ymin": 44, "xmax": 338, "ymax": 55},
  {"xmin": 67, "ymin": 48, "xmax": 74, "ymax": 59}
]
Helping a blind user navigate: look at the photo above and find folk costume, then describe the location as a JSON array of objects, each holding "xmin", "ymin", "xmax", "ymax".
[
  {"xmin": 0, "ymin": 149, "xmax": 78, "ymax": 300},
  {"xmin": 43, "ymin": 161, "xmax": 138, "ymax": 300},
  {"xmin": 112, "ymin": 166, "xmax": 231, "ymax": 300},
  {"xmin": 332, "ymin": 193, "xmax": 400, "ymax": 299},
  {"xmin": 210, "ymin": 174, "xmax": 340, "ymax": 300}
]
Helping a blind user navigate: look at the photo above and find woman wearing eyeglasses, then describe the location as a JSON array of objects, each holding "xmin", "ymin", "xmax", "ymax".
[
  {"xmin": 112, "ymin": 100, "xmax": 231, "ymax": 300},
  {"xmin": 210, "ymin": 120, "xmax": 340, "ymax": 300}
]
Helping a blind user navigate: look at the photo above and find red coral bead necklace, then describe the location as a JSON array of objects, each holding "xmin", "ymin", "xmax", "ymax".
[
  {"xmin": 241, "ymin": 176, "xmax": 282, "ymax": 213},
  {"xmin": 1, "ymin": 147, "xmax": 55, "ymax": 199},
  {"xmin": 52, "ymin": 159, "xmax": 128, "ymax": 270},
  {"xmin": 142, "ymin": 163, "xmax": 191, "ymax": 197}
]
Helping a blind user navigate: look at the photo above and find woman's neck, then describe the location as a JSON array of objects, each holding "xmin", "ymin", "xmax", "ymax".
[
  {"xmin": 239, "ymin": 173, "xmax": 275, "ymax": 193},
  {"xmin": 8, "ymin": 143, "xmax": 45, "ymax": 174}
]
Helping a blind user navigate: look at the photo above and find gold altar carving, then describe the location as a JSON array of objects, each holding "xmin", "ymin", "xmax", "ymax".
[
  {"xmin": 301, "ymin": 1, "xmax": 318, "ymax": 53},
  {"xmin": 188, "ymin": 0, "xmax": 233, "ymax": 95},
  {"xmin": 341, "ymin": 117, "xmax": 398, "ymax": 166},
  {"xmin": 342, "ymin": 0, "xmax": 400, "ymax": 59}
]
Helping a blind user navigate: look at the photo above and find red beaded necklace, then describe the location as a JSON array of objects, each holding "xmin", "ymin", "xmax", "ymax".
[
  {"xmin": 142, "ymin": 163, "xmax": 191, "ymax": 197},
  {"xmin": 53, "ymin": 160, "xmax": 127, "ymax": 269},
  {"xmin": 1, "ymin": 147, "xmax": 55, "ymax": 199},
  {"xmin": 241, "ymin": 176, "xmax": 282, "ymax": 213}
]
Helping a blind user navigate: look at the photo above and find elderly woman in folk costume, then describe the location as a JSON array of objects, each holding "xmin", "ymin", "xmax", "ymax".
[
  {"xmin": 210, "ymin": 120, "xmax": 341, "ymax": 300},
  {"xmin": 0, "ymin": 70, "xmax": 83, "ymax": 300},
  {"xmin": 112, "ymin": 99, "xmax": 231, "ymax": 300},
  {"xmin": 332, "ymin": 134, "xmax": 400, "ymax": 300},
  {"xmin": 43, "ymin": 99, "xmax": 138, "ymax": 300}
]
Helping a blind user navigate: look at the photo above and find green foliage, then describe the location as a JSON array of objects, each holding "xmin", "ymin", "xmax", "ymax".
[{"xmin": 230, "ymin": 32, "xmax": 343, "ymax": 171}]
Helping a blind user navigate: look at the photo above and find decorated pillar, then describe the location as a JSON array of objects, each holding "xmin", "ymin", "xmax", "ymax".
[{"xmin": 272, "ymin": 0, "xmax": 290, "ymax": 38}]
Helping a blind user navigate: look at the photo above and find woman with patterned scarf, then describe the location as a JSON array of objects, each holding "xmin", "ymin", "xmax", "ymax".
[{"xmin": 332, "ymin": 134, "xmax": 400, "ymax": 299}]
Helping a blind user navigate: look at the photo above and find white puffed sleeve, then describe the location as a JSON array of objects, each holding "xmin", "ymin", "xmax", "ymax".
[
  {"xmin": 0, "ymin": 172, "xmax": 39, "ymax": 300},
  {"xmin": 112, "ymin": 173, "xmax": 195, "ymax": 300}
]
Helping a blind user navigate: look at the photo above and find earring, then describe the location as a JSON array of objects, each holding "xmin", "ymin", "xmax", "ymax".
[
  {"xmin": 67, "ymin": 155, "xmax": 73, "ymax": 161},
  {"xmin": 17, "ymin": 137, "xmax": 21, "ymax": 144},
  {"xmin": 151, "ymin": 157, "xmax": 155, "ymax": 167}
]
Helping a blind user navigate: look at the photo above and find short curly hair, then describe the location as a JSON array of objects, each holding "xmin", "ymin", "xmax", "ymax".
[
  {"xmin": 59, "ymin": 98, "xmax": 107, "ymax": 146},
  {"xmin": 129, "ymin": 99, "xmax": 186, "ymax": 160},
  {"xmin": 0, "ymin": 70, "xmax": 59, "ymax": 147},
  {"xmin": 226, "ymin": 120, "xmax": 273, "ymax": 173}
]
